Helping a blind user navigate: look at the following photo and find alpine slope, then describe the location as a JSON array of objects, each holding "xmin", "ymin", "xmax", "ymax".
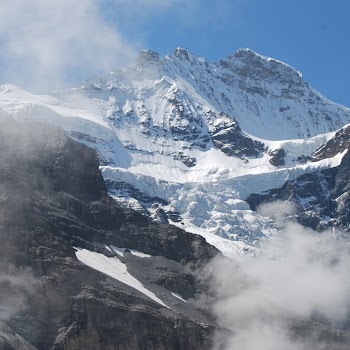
[{"xmin": 1, "ymin": 47, "xmax": 349, "ymax": 257}]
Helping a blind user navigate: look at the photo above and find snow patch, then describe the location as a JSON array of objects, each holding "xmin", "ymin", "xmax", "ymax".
[
  {"xmin": 110, "ymin": 245, "xmax": 152, "ymax": 258},
  {"xmin": 171, "ymin": 292, "xmax": 187, "ymax": 303},
  {"xmin": 74, "ymin": 248, "xmax": 169, "ymax": 308}
]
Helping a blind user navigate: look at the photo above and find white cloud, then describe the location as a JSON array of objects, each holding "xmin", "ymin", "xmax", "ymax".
[
  {"xmin": 0, "ymin": 0, "xmax": 137, "ymax": 92},
  {"xmin": 0, "ymin": 0, "xmax": 248, "ymax": 91},
  {"xmin": 208, "ymin": 212, "xmax": 350, "ymax": 349}
]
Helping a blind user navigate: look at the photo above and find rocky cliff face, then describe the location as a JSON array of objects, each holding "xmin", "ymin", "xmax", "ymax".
[
  {"xmin": 0, "ymin": 119, "xmax": 219, "ymax": 350},
  {"xmin": 247, "ymin": 126, "xmax": 350, "ymax": 232}
]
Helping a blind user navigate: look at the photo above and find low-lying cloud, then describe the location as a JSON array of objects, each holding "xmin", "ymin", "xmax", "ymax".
[{"xmin": 209, "ymin": 203, "xmax": 350, "ymax": 349}]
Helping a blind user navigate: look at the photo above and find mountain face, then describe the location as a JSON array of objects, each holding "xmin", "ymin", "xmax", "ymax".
[
  {"xmin": 247, "ymin": 125, "xmax": 350, "ymax": 231},
  {"xmin": 1, "ymin": 119, "xmax": 350, "ymax": 349},
  {"xmin": 0, "ymin": 118, "xmax": 218, "ymax": 349},
  {"xmin": 83, "ymin": 48, "xmax": 349, "ymax": 141}
]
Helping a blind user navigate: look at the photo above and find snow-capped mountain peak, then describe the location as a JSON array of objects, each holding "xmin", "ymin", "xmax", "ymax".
[
  {"xmin": 81, "ymin": 48, "xmax": 350, "ymax": 141},
  {"xmin": 1, "ymin": 47, "xmax": 350, "ymax": 256}
]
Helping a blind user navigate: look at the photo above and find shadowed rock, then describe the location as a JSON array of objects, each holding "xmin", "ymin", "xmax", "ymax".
[{"xmin": 0, "ymin": 118, "xmax": 219, "ymax": 350}]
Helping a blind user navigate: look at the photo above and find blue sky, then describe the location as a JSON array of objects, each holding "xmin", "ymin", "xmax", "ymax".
[
  {"xmin": 110, "ymin": 0, "xmax": 349, "ymax": 106},
  {"xmin": 0, "ymin": 0, "xmax": 349, "ymax": 107}
]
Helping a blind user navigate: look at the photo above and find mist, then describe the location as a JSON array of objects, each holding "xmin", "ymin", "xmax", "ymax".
[
  {"xmin": 0, "ymin": 118, "xmax": 52, "ymax": 323},
  {"xmin": 209, "ymin": 202, "xmax": 350, "ymax": 349},
  {"xmin": 0, "ymin": 266, "xmax": 38, "ymax": 321}
]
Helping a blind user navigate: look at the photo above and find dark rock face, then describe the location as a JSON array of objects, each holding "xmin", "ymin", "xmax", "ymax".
[
  {"xmin": 0, "ymin": 117, "xmax": 107, "ymax": 202},
  {"xmin": 0, "ymin": 322, "xmax": 38, "ymax": 350},
  {"xmin": 247, "ymin": 145, "xmax": 350, "ymax": 231},
  {"xmin": 0, "ymin": 119, "xmax": 219, "ymax": 350},
  {"xmin": 313, "ymin": 125, "xmax": 350, "ymax": 161},
  {"xmin": 167, "ymin": 93, "xmax": 209, "ymax": 149},
  {"xmin": 105, "ymin": 179, "xmax": 168, "ymax": 213},
  {"xmin": 171, "ymin": 152, "xmax": 197, "ymax": 167},
  {"xmin": 268, "ymin": 148, "xmax": 286, "ymax": 166},
  {"xmin": 104, "ymin": 180, "xmax": 184, "ymax": 225},
  {"xmin": 247, "ymin": 170, "xmax": 336, "ymax": 230},
  {"xmin": 210, "ymin": 113, "xmax": 266, "ymax": 159}
]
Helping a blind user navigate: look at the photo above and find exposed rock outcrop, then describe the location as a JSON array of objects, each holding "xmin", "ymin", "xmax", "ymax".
[
  {"xmin": 247, "ymin": 142, "xmax": 350, "ymax": 231},
  {"xmin": 209, "ymin": 113, "xmax": 266, "ymax": 159},
  {"xmin": 0, "ymin": 119, "xmax": 219, "ymax": 350}
]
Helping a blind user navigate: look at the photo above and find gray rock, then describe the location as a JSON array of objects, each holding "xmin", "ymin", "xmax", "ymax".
[{"xmin": 0, "ymin": 119, "xmax": 219, "ymax": 349}]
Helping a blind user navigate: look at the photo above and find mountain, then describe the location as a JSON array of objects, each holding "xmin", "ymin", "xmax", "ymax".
[
  {"xmin": 0, "ymin": 118, "xmax": 218, "ymax": 349},
  {"xmin": 1, "ymin": 47, "xmax": 349, "ymax": 255},
  {"xmin": 1, "ymin": 47, "xmax": 350, "ymax": 349}
]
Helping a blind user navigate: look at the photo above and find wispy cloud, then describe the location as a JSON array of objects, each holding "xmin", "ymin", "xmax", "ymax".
[
  {"xmin": 0, "ymin": 0, "xmax": 137, "ymax": 92},
  {"xmin": 0, "ymin": 0, "xmax": 202, "ymax": 92},
  {"xmin": 0, "ymin": 0, "xmax": 249, "ymax": 91},
  {"xmin": 0, "ymin": 266, "xmax": 38, "ymax": 321}
]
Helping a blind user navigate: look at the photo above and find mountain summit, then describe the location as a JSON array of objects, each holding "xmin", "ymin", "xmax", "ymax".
[
  {"xmin": 0, "ymin": 48, "xmax": 349, "ymax": 254},
  {"xmin": 82, "ymin": 47, "xmax": 350, "ymax": 140}
]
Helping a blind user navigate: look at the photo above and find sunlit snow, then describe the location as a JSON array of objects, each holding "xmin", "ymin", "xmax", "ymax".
[{"xmin": 109, "ymin": 245, "xmax": 152, "ymax": 258}]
